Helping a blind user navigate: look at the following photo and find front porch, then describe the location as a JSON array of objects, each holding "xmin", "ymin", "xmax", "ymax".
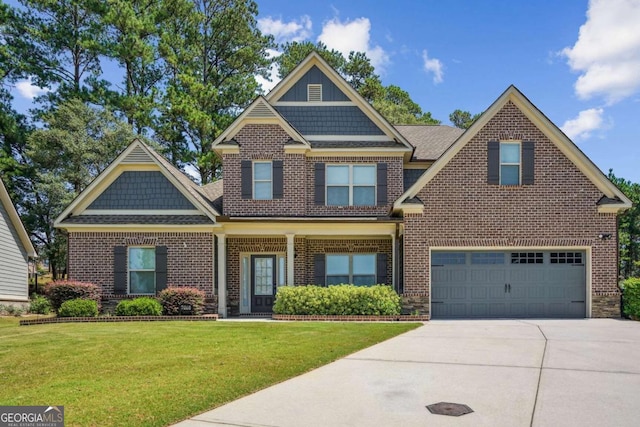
[{"xmin": 215, "ymin": 220, "xmax": 401, "ymax": 317}]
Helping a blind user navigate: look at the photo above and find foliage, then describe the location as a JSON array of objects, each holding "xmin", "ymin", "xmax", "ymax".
[
  {"xmin": 0, "ymin": 319, "xmax": 417, "ymax": 427},
  {"xmin": 43, "ymin": 280, "xmax": 101, "ymax": 311},
  {"xmin": 115, "ymin": 297, "xmax": 163, "ymax": 316},
  {"xmin": 158, "ymin": 286, "xmax": 205, "ymax": 315},
  {"xmin": 622, "ymin": 277, "xmax": 640, "ymax": 319},
  {"xmin": 58, "ymin": 298, "xmax": 98, "ymax": 317},
  {"xmin": 608, "ymin": 170, "xmax": 640, "ymax": 278},
  {"xmin": 0, "ymin": 304, "xmax": 25, "ymax": 316},
  {"xmin": 449, "ymin": 109, "xmax": 482, "ymax": 129},
  {"xmin": 28, "ymin": 294, "xmax": 52, "ymax": 314},
  {"xmin": 273, "ymin": 285, "xmax": 402, "ymax": 316}
]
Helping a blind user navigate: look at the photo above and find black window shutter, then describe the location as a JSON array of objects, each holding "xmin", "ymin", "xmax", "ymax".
[
  {"xmin": 241, "ymin": 160, "xmax": 252, "ymax": 199},
  {"xmin": 376, "ymin": 253, "xmax": 388, "ymax": 285},
  {"xmin": 522, "ymin": 141, "xmax": 535, "ymax": 185},
  {"xmin": 314, "ymin": 254, "xmax": 326, "ymax": 286},
  {"xmin": 155, "ymin": 246, "xmax": 168, "ymax": 293},
  {"xmin": 377, "ymin": 163, "xmax": 388, "ymax": 206},
  {"xmin": 314, "ymin": 163, "xmax": 325, "ymax": 205},
  {"xmin": 487, "ymin": 140, "xmax": 500, "ymax": 185},
  {"xmin": 272, "ymin": 160, "xmax": 284, "ymax": 199},
  {"xmin": 113, "ymin": 246, "xmax": 127, "ymax": 294}
]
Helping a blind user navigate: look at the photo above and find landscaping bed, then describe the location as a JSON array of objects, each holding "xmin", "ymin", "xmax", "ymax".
[{"xmin": 19, "ymin": 314, "xmax": 218, "ymax": 326}]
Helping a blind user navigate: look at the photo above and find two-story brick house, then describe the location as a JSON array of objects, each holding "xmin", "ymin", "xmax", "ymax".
[{"xmin": 55, "ymin": 52, "xmax": 631, "ymax": 318}]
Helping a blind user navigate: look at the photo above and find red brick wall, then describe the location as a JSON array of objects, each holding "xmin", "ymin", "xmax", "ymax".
[
  {"xmin": 222, "ymin": 124, "xmax": 404, "ymax": 217},
  {"xmin": 68, "ymin": 232, "xmax": 214, "ymax": 295},
  {"xmin": 403, "ymin": 101, "xmax": 619, "ymax": 316}
]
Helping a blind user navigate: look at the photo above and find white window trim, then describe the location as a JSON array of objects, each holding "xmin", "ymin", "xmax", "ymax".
[
  {"xmin": 128, "ymin": 246, "xmax": 156, "ymax": 295},
  {"xmin": 325, "ymin": 164, "xmax": 376, "ymax": 206},
  {"xmin": 325, "ymin": 253, "xmax": 377, "ymax": 286},
  {"xmin": 253, "ymin": 160, "xmax": 273, "ymax": 200},
  {"xmin": 499, "ymin": 141, "xmax": 521, "ymax": 185}
]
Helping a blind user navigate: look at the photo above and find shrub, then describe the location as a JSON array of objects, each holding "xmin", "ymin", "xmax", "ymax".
[
  {"xmin": 44, "ymin": 281, "xmax": 101, "ymax": 311},
  {"xmin": 158, "ymin": 287, "xmax": 205, "ymax": 315},
  {"xmin": 0, "ymin": 304, "xmax": 25, "ymax": 316},
  {"xmin": 273, "ymin": 284, "xmax": 401, "ymax": 316},
  {"xmin": 29, "ymin": 294, "xmax": 52, "ymax": 315},
  {"xmin": 115, "ymin": 297, "xmax": 162, "ymax": 316},
  {"xmin": 622, "ymin": 277, "xmax": 640, "ymax": 319},
  {"xmin": 58, "ymin": 299, "xmax": 98, "ymax": 317}
]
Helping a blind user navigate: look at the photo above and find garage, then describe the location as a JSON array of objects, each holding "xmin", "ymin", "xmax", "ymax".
[{"xmin": 430, "ymin": 250, "xmax": 586, "ymax": 319}]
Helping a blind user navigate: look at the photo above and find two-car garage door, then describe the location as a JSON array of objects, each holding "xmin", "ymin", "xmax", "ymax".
[{"xmin": 430, "ymin": 250, "xmax": 586, "ymax": 319}]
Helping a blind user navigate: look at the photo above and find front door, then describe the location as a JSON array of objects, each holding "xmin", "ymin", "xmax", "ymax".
[{"xmin": 251, "ymin": 255, "xmax": 276, "ymax": 313}]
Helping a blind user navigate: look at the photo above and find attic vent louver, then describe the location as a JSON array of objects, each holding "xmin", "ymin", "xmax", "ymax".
[
  {"xmin": 122, "ymin": 145, "xmax": 153, "ymax": 164},
  {"xmin": 307, "ymin": 84, "xmax": 322, "ymax": 102},
  {"xmin": 247, "ymin": 99, "xmax": 276, "ymax": 118}
]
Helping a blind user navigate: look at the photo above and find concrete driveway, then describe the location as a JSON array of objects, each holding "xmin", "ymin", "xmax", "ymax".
[{"xmin": 173, "ymin": 319, "xmax": 640, "ymax": 427}]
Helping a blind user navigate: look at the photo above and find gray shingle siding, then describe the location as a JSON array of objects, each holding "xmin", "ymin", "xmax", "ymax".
[
  {"xmin": 88, "ymin": 171, "xmax": 195, "ymax": 210},
  {"xmin": 61, "ymin": 215, "xmax": 213, "ymax": 225},
  {"xmin": 279, "ymin": 66, "xmax": 350, "ymax": 102},
  {"xmin": 275, "ymin": 106, "xmax": 384, "ymax": 136},
  {"xmin": 403, "ymin": 169, "xmax": 427, "ymax": 191},
  {"xmin": 0, "ymin": 200, "xmax": 28, "ymax": 299}
]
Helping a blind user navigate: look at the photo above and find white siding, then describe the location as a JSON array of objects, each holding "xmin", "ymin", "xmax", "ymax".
[{"xmin": 0, "ymin": 200, "xmax": 29, "ymax": 300}]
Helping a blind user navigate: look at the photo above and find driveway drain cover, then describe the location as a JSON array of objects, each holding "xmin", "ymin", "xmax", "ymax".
[{"xmin": 426, "ymin": 402, "xmax": 474, "ymax": 417}]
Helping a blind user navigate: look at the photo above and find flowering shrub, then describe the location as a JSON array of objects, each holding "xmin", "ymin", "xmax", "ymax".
[
  {"xmin": 44, "ymin": 281, "xmax": 101, "ymax": 311},
  {"xmin": 158, "ymin": 287, "xmax": 205, "ymax": 315}
]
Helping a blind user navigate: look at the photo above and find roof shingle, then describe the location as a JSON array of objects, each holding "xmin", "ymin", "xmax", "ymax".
[{"xmin": 395, "ymin": 125, "xmax": 464, "ymax": 161}]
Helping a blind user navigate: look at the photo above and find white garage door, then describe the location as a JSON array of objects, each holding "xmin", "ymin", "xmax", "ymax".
[{"xmin": 431, "ymin": 251, "xmax": 586, "ymax": 319}]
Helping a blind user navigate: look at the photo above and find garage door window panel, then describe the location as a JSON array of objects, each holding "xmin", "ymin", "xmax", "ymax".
[
  {"xmin": 511, "ymin": 252, "xmax": 543, "ymax": 264},
  {"xmin": 471, "ymin": 252, "xmax": 505, "ymax": 264},
  {"xmin": 431, "ymin": 252, "xmax": 466, "ymax": 266}
]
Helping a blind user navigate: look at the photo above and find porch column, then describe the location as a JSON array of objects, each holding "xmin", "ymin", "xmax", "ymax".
[
  {"xmin": 286, "ymin": 234, "xmax": 295, "ymax": 286},
  {"xmin": 216, "ymin": 234, "xmax": 227, "ymax": 318},
  {"xmin": 391, "ymin": 233, "xmax": 397, "ymax": 289}
]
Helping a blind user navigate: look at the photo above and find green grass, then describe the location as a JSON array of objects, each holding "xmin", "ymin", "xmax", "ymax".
[{"xmin": 0, "ymin": 318, "xmax": 418, "ymax": 426}]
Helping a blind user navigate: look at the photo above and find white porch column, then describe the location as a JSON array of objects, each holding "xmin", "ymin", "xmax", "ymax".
[
  {"xmin": 391, "ymin": 233, "xmax": 397, "ymax": 289},
  {"xmin": 216, "ymin": 234, "xmax": 227, "ymax": 318},
  {"xmin": 286, "ymin": 234, "xmax": 295, "ymax": 286}
]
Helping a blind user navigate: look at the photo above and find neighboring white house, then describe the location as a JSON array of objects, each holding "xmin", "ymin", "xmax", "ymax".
[{"xmin": 0, "ymin": 176, "xmax": 36, "ymax": 306}]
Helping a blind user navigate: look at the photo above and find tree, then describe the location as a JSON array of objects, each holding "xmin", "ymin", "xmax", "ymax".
[
  {"xmin": 157, "ymin": 0, "xmax": 274, "ymax": 183},
  {"xmin": 24, "ymin": 99, "xmax": 139, "ymax": 277},
  {"xmin": 276, "ymin": 42, "xmax": 439, "ymax": 125},
  {"xmin": 449, "ymin": 109, "xmax": 481, "ymax": 129},
  {"xmin": 608, "ymin": 170, "xmax": 640, "ymax": 278}
]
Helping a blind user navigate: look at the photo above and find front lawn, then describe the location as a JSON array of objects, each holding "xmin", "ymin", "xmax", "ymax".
[{"xmin": 0, "ymin": 318, "xmax": 418, "ymax": 426}]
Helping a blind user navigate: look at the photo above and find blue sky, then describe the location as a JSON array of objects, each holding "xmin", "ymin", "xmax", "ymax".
[{"xmin": 8, "ymin": 0, "xmax": 640, "ymax": 182}]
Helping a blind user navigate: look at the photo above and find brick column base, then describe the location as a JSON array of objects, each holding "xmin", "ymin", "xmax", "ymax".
[{"xmin": 592, "ymin": 294, "xmax": 621, "ymax": 318}]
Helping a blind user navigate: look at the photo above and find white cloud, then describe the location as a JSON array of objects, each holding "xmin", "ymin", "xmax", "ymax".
[
  {"xmin": 16, "ymin": 77, "xmax": 49, "ymax": 100},
  {"xmin": 317, "ymin": 17, "xmax": 389, "ymax": 71},
  {"xmin": 561, "ymin": 108, "xmax": 605, "ymax": 140},
  {"xmin": 258, "ymin": 16, "xmax": 312, "ymax": 44},
  {"xmin": 562, "ymin": 0, "xmax": 640, "ymax": 103},
  {"xmin": 422, "ymin": 50, "xmax": 444, "ymax": 84}
]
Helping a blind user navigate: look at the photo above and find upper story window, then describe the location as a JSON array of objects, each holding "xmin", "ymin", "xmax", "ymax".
[
  {"xmin": 500, "ymin": 142, "xmax": 521, "ymax": 185},
  {"xmin": 129, "ymin": 247, "xmax": 155, "ymax": 294},
  {"xmin": 307, "ymin": 84, "xmax": 322, "ymax": 102},
  {"xmin": 326, "ymin": 164, "xmax": 376, "ymax": 206},
  {"xmin": 253, "ymin": 161, "xmax": 273, "ymax": 200}
]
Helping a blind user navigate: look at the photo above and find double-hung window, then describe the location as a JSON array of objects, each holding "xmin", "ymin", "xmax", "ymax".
[
  {"xmin": 129, "ymin": 247, "xmax": 155, "ymax": 294},
  {"xmin": 253, "ymin": 161, "xmax": 273, "ymax": 200},
  {"xmin": 326, "ymin": 165, "xmax": 376, "ymax": 206},
  {"xmin": 326, "ymin": 254, "xmax": 376, "ymax": 286},
  {"xmin": 500, "ymin": 142, "xmax": 521, "ymax": 185}
]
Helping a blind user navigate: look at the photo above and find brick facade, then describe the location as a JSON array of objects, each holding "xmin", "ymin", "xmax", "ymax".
[
  {"xmin": 403, "ymin": 101, "xmax": 620, "ymax": 317},
  {"xmin": 68, "ymin": 232, "xmax": 215, "ymax": 296}
]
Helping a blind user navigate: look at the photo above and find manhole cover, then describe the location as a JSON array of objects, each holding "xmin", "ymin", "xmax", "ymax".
[{"xmin": 426, "ymin": 402, "xmax": 474, "ymax": 417}]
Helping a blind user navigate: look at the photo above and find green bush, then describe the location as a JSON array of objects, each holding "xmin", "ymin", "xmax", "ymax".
[
  {"xmin": 29, "ymin": 294, "xmax": 52, "ymax": 314},
  {"xmin": 0, "ymin": 304, "xmax": 25, "ymax": 316},
  {"xmin": 273, "ymin": 284, "xmax": 401, "ymax": 316},
  {"xmin": 58, "ymin": 299, "xmax": 98, "ymax": 317},
  {"xmin": 622, "ymin": 277, "xmax": 640, "ymax": 319},
  {"xmin": 115, "ymin": 297, "xmax": 162, "ymax": 316},
  {"xmin": 44, "ymin": 280, "xmax": 101, "ymax": 311},
  {"xmin": 158, "ymin": 287, "xmax": 205, "ymax": 315}
]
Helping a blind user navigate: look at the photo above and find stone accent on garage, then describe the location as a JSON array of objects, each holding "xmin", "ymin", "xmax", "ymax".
[{"xmin": 592, "ymin": 293, "xmax": 621, "ymax": 318}]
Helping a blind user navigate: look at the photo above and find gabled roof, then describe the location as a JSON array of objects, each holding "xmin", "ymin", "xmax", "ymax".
[
  {"xmin": 55, "ymin": 140, "xmax": 220, "ymax": 227},
  {"xmin": 265, "ymin": 52, "xmax": 414, "ymax": 153},
  {"xmin": 395, "ymin": 125, "xmax": 464, "ymax": 161},
  {"xmin": 212, "ymin": 96, "xmax": 308, "ymax": 148},
  {"xmin": 0, "ymin": 176, "xmax": 36, "ymax": 257},
  {"xmin": 395, "ymin": 85, "xmax": 632, "ymax": 213}
]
